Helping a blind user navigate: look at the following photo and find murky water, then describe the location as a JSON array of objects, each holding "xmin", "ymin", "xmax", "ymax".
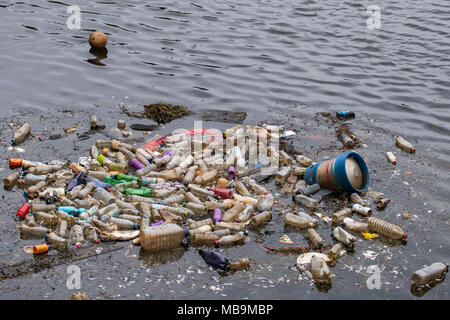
[{"xmin": 0, "ymin": 0, "xmax": 449, "ymax": 299}]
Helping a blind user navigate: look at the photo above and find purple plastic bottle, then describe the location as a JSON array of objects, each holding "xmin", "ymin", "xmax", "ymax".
[
  {"xmin": 213, "ymin": 209, "xmax": 222, "ymax": 224},
  {"xmin": 130, "ymin": 158, "xmax": 145, "ymax": 170},
  {"xmin": 228, "ymin": 166, "xmax": 237, "ymax": 179}
]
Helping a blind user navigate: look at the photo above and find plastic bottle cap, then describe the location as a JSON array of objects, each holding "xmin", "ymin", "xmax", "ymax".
[
  {"xmin": 392, "ymin": 161, "xmax": 397, "ymax": 165},
  {"xmin": 214, "ymin": 240, "xmax": 219, "ymax": 246},
  {"xmin": 236, "ymin": 219, "xmax": 241, "ymax": 223},
  {"xmin": 95, "ymin": 240, "xmax": 100, "ymax": 244},
  {"xmin": 403, "ymin": 233, "xmax": 408, "ymax": 239},
  {"xmin": 76, "ymin": 243, "xmax": 81, "ymax": 248},
  {"xmin": 133, "ymin": 223, "xmax": 138, "ymax": 230},
  {"xmin": 411, "ymin": 148, "xmax": 416, "ymax": 153}
]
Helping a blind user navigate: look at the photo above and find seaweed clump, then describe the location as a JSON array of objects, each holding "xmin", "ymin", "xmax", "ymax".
[{"xmin": 143, "ymin": 103, "xmax": 189, "ymax": 124}]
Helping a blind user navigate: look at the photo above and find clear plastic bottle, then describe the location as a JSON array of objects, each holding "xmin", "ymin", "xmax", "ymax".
[
  {"xmin": 411, "ymin": 263, "xmax": 448, "ymax": 287},
  {"xmin": 385, "ymin": 152, "xmax": 397, "ymax": 165},
  {"xmin": 27, "ymin": 181, "xmax": 48, "ymax": 196},
  {"xmin": 140, "ymin": 223, "xmax": 186, "ymax": 252},
  {"xmin": 58, "ymin": 220, "xmax": 69, "ymax": 238},
  {"xmin": 294, "ymin": 194, "xmax": 318, "ymax": 210},
  {"xmin": 34, "ymin": 211, "xmax": 59, "ymax": 226},
  {"xmin": 310, "ymin": 255, "xmax": 332, "ymax": 284},
  {"xmin": 250, "ymin": 211, "xmax": 272, "ymax": 226},
  {"xmin": 27, "ymin": 164, "xmax": 55, "ymax": 175},
  {"xmin": 238, "ymin": 205, "xmax": 255, "ymax": 223},
  {"xmin": 55, "ymin": 210, "xmax": 76, "ymax": 224},
  {"xmin": 24, "ymin": 213, "xmax": 36, "ymax": 227},
  {"xmin": 118, "ymin": 214, "xmax": 141, "ymax": 224},
  {"xmin": 110, "ymin": 217, "xmax": 138, "ymax": 230},
  {"xmin": 22, "ymin": 174, "xmax": 47, "ymax": 185},
  {"xmin": 327, "ymin": 243, "xmax": 343, "ymax": 261},
  {"xmin": 4, "ymin": 171, "xmax": 20, "ymax": 189},
  {"xmin": 190, "ymin": 233, "xmax": 219, "ymax": 246},
  {"xmin": 83, "ymin": 226, "xmax": 100, "ymax": 243},
  {"xmin": 367, "ymin": 217, "xmax": 407, "ymax": 240},
  {"xmin": 136, "ymin": 163, "xmax": 157, "ymax": 177},
  {"xmin": 31, "ymin": 203, "xmax": 57, "ymax": 213},
  {"xmin": 12, "ymin": 123, "xmax": 31, "ymax": 145},
  {"xmin": 350, "ymin": 193, "xmax": 366, "ymax": 206},
  {"xmin": 342, "ymin": 217, "xmax": 369, "ymax": 233},
  {"xmin": 331, "ymin": 208, "xmax": 353, "ymax": 224},
  {"xmin": 206, "ymin": 229, "xmax": 231, "ymax": 237},
  {"xmin": 162, "ymin": 192, "xmax": 185, "ymax": 205},
  {"xmin": 189, "ymin": 224, "xmax": 212, "ymax": 236},
  {"xmin": 350, "ymin": 203, "xmax": 372, "ymax": 216},
  {"xmin": 332, "ymin": 227, "xmax": 356, "ymax": 248},
  {"xmin": 93, "ymin": 187, "xmax": 115, "ymax": 204},
  {"xmin": 275, "ymin": 167, "xmax": 291, "ymax": 185},
  {"xmin": 284, "ymin": 213, "xmax": 317, "ymax": 228},
  {"xmin": 279, "ymin": 151, "xmax": 292, "ymax": 166},
  {"xmin": 20, "ymin": 224, "xmax": 49, "ymax": 237},
  {"xmin": 79, "ymin": 205, "xmax": 99, "ymax": 220},
  {"xmin": 247, "ymin": 179, "xmax": 268, "ymax": 195},
  {"xmin": 71, "ymin": 225, "xmax": 84, "ymax": 248},
  {"xmin": 235, "ymin": 180, "xmax": 251, "ymax": 196},
  {"xmin": 395, "ymin": 136, "xmax": 416, "ymax": 153},
  {"xmin": 216, "ymin": 231, "xmax": 246, "ymax": 246},
  {"xmin": 188, "ymin": 184, "xmax": 215, "ymax": 198},
  {"xmin": 46, "ymin": 233, "xmax": 68, "ymax": 249},
  {"xmin": 257, "ymin": 194, "xmax": 274, "ymax": 212},
  {"xmin": 194, "ymin": 170, "xmax": 218, "ymax": 185},
  {"xmin": 186, "ymin": 218, "xmax": 213, "ymax": 230},
  {"xmin": 295, "ymin": 155, "xmax": 313, "ymax": 167},
  {"xmin": 223, "ymin": 202, "xmax": 245, "ymax": 222},
  {"xmin": 184, "ymin": 165, "xmax": 198, "ymax": 184},
  {"xmin": 230, "ymin": 258, "xmax": 251, "ymax": 271},
  {"xmin": 91, "ymin": 216, "xmax": 112, "ymax": 231},
  {"xmin": 184, "ymin": 191, "xmax": 203, "ymax": 205},
  {"xmin": 340, "ymin": 133, "xmax": 354, "ymax": 147},
  {"xmin": 306, "ymin": 228, "xmax": 325, "ymax": 249},
  {"xmin": 77, "ymin": 182, "xmax": 96, "ymax": 199}
]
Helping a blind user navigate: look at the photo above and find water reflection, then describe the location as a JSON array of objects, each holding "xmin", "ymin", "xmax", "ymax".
[
  {"xmin": 139, "ymin": 247, "xmax": 185, "ymax": 266},
  {"xmin": 87, "ymin": 47, "xmax": 108, "ymax": 66}
]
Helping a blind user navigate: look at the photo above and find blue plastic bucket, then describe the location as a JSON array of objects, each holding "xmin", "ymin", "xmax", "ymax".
[{"xmin": 304, "ymin": 152, "xmax": 369, "ymax": 193}]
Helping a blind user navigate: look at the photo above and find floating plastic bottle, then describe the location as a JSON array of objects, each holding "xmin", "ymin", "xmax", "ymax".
[
  {"xmin": 367, "ymin": 217, "xmax": 407, "ymax": 240},
  {"xmin": 411, "ymin": 263, "xmax": 448, "ymax": 287},
  {"xmin": 140, "ymin": 223, "xmax": 186, "ymax": 252},
  {"xmin": 185, "ymin": 202, "xmax": 207, "ymax": 215},
  {"xmin": 376, "ymin": 198, "xmax": 390, "ymax": 209},
  {"xmin": 71, "ymin": 225, "xmax": 84, "ymax": 248},
  {"xmin": 223, "ymin": 202, "xmax": 245, "ymax": 222},
  {"xmin": 279, "ymin": 151, "xmax": 292, "ymax": 166},
  {"xmin": 275, "ymin": 167, "xmax": 291, "ymax": 185},
  {"xmin": 237, "ymin": 205, "xmax": 254, "ymax": 223},
  {"xmin": 56, "ymin": 210, "xmax": 76, "ymax": 224},
  {"xmin": 191, "ymin": 233, "xmax": 219, "ymax": 246},
  {"xmin": 336, "ymin": 111, "xmax": 355, "ymax": 119},
  {"xmin": 332, "ymin": 227, "xmax": 356, "ymax": 248},
  {"xmin": 257, "ymin": 194, "xmax": 274, "ymax": 212},
  {"xmin": 350, "ymin": 193, "xmax": 366, "ymax": 206},
  {"xmin": 91, "ymin": 216, "xmax": 112, "ymax": 231},
  {"xmin": 339, "ymin": 133, "xmax": 354, "ymax": 147},
  {"xmin": 229, "ymin": 258, "xmax": 250, "ymax": 271},
  {"xmin": 250, "ymin": 211, "xmax": 272, "ymax": 227},
  {"xmin": 79, "ymin": 205, "xmax": 99, "ymax": 220},
  {"xmin": 350, "ymin": 203, "xmax": 372, "ymax": 216},
  {"xmin": 342, "ymin": 217, "xmax": 369, "ymax": 233},
  {"xmin": 216, "ymin": 231, "xmax": 246, "ymax": 247},
  {"xmin": 93, "ymin": 187, "xmax": 115, "ymax": 204},
  {"xmin": 46, "ymin": 233, "xmax": 68, "ymax": 249},
  {"xmin": 294, "ymin": 194, "xmax": 318, "ymax": 210},
  {"xmin": 327, "ymin": 243, "xmax": 343, "ymax": 261},
  {"xmin": 16, "ymin": 203, "xmax": 31, "ymax": 219},
  {"xmin": 248, "ymin": 179, "xmax": 268, "ymax": 195},
  {"xmin": 306, "ymin": 228, "xmax": 324, "ymax": 249},
  {"xmin": 234, "ymin": 180, "xmax": 250, "ymax": 196},
  {"xmin": 125, "ymin": 188, "xmax": 152, "ymax": 197},
  {"xmin": 24, "ymin": 213, "xmax": 36, "ymax": 227},
  {"xmin": 331, "ymin": 208, "xmax": 353, "ymax": 224},
  {"xmin": 33, "ymin": 244, "xmax": 52, "ymax": 255},
  {"xmin": 284, "ymin": 213, "xmax": 317, "ymax": 228},
  {"xmin": 4, "ymin": 171, "xmax": 20, "ymax": 189},
  {"xmin": 34, "ymin": 211, "xmax": 58, "ymax": 226},
  {"xmin": 311, "ymin": 255, "xmax": 332, "ymax": 285},
  {"xmin": 110, "ymin": 217, "xmax": 138, "ymax": 230},
  {"xmin": 295, "ymin": 183, "xmax": 321, "ymax": 197},
  {"xmin": 295, "ymin": 155, "xmax": 313, "ymax": 167},
  {"xmin": 385, "ymin": 152, "xmax": 397, "ymax": 165},
  {"xmin": 20, "ymin": 224, "xmax": 49, "ymax": 237},
  {"xmin": 58, "ymin": 220, "xmax": 69, "ymax": 238},
  {"xmin": 12, "ymin": 123, "xmax": 31, "ymax": 145},
  {"xmin": 395, "ymin": 136, "xmax": 416, "ymax": 153}
]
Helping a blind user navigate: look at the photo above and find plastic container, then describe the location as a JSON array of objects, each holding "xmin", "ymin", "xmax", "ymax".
[
  {"xmin": 336, "ymin": 111, "xmax": 355, "ymax": 119},
  {"xmin": 223, "ymin": 202, "xmax": 245, "ymax": 222},
  {"xmin": 339, "ymin": 133, "xmax": 354, "ymax": 147},
  {"xmin": 395, "ymin": 137, "xmax": 416, "ymax": 153},
  {"xmin": 304, "ymin": 152, "xmax": 369, "ymax": 193},
  {"xmin": 376, "ymin": 198, "xmax": 390, "ymax": 209},
  {"xmin": 4, "ymin": 171, "xmax": 20, "ymax": 189},
  {"xmin": 411, "ymin": 263, "xmax": 448, "ymax": 287},
  {"xmin": 46, "ymin": 233, "xmax": 68, "ymax": 249},
  {"xmin": 294, "ymin": 194, "xmax": 318, "ymax": 209},
  {"xmin": 367, "ymin": 217, "xmax": 407, "ymax": 240},
  {"xmin": 185, "ymin": 202, "xmax": 207, "ymax": 215},
  {"xmin": 306, "ymin": 228, "xmax": 324, "ymax": 249},
  {"xmin": 385, "ymin": 152, "xmax": 397, "ymax": 165},
  {"xmin": 93, "ymin": 187, "xmax": 115, "ymax": 204},
  {"xmin": 33, "ymin": 244, "xmax": 52, "ymax": 255},
  {"xmin": 31, "ymin": 203, "xmax": 57, "ymax": 213},
  {"xmin": 191, "ymin": 233, "xmax": 219, "ymax": 245},
  {"xmin": 34, "ymin": 211, "xmax": 58, "ymax": 226},
  {"xmin": 331, "ymin": 208, "xmax": 353, "ymax": 224},
  {"xmin": 110, "ymin": 217, "xmax": 138, "ymax": 230},
  {"xmin": 12, "ymin": 123, "xmax": 31, "ymax": 145},
  {"xmin": 350, "ymin": 203, "xmax": 372, "ymax": 216},
  {"xmin": 350, "ymin": 193, "xmax": 366, "ymax": 206},
  {"xmin": 295, "ymin": 183, "xmax": 321, "ymax": 197},
  {"xmin": 57, "ymin": 220, "xmax": 69, "ymax": 238},
  {"xmin": 24, "ymin": 213, "xmax": 36, "ymax": 227},
  {"xmin": 235, "ymin": 180, "xmax": 250, "ymax": 196},
  {"xmin": 342, "ymin": 217, "xmax": 369, "ymax": 233},
  {"xmin": 327, "ymin": 243, "xmax": 343, "ymax": 261},
  {"xmin": 284, "ymin": 213, "xmax": 317, "ymax": 228},
  {"xmin": 311, "ymin": 255, "xmax": 332, "ymax": 284},
  {"xmin": 295, "ymin": 155, "xmax": 313, "ymax": 167},
  {"xmin": 210, "ymin": 187, "xmax": 232, "ymax": 199},
  {"xmin": 216, "ymin": 178, "xmax": 228, "ymax": 189},
  {"xmin": 187, "ymin": 218, "xmax": 212, "ymax": 230},
  {"xmin": 216, "ymin": 231, "xmax": 246, "ymax": 247},
  {"xmin": 237, "ymin": 205, "xmax": 254, "ymax": 223},
  {"xmin": 275, "ymin": 167, "xmax": 291, "ymax": 185},
  {"xmin": 16, "ymin": 203, "xmax": 31, "ymax": 219},
  {"xmin": 20, "ymin": 224, "xmax": 49, "ymax": 237},
  {"xmin": 257, "ymin": 194, "xmax": 274, "ymax": 212},
  {"xmin": 213, "ymin": 209, "xmax": 222, "ymax": 223},
  {"xmin": 71, "ymin": 225, "xmax": 84, "ymax": 248},
  {"xmin": 250, "ymin": 210, "xmax": 272, "ymax": 226},
  {"xmin": 125, "ymin": 188, "xmax": 152, "ymax": 197},
  {"xmin": 140, "ymin": 223, "xmax": 186, "ymax": 252},
  {"xmin": 332, "ymin": 227, "xmax": 356, "ymax": 248},
  {"xmin": 248, "ymin": 179, "xmax": 268, "ymax": 195}
]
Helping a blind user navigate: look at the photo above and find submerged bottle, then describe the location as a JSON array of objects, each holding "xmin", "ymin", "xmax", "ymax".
[
  {"xmin": 140, "ymin": 223, "xmax": 186, "ymax": 252},
  {"xmin": 327, "ymin": 243, "xmax": 343, "ymax": 261},
  {"xmin": 4, "ymin": 171, "xmax": 20, "ymax": 189},
  {"xmin": 367, "ymin": 217, "xmax": 407, "ymax": 240},
  {"xmin": 310, "ymin": 255, "xmax": 332, "ymax": 285},
  {"xmin": 411, "ymin": 263, "xmax": 448, "ymax": 287}
]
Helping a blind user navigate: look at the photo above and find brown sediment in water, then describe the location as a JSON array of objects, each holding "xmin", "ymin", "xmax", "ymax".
[{"xmin": 122, "ymin": 103, "xmax": 190, "ymax": 124}]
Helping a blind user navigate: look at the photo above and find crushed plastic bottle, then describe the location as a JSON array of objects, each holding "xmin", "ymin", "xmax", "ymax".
[
  {"xmin": 310, "ymin": 255, "xmax": 332, "ymax": 285},
  {"xmin": 332, "ymin": 227, "xmax": 356, "ymax": 248},
  {"xmin": 411, "ymin": 263, "xmax": 448, "ymax": 287}
]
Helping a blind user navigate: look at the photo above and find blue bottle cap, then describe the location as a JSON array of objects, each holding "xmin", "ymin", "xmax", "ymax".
[
  {"xmin": 259, "ymin": 209, "xmax": 264, "ymax": 213},
  {"xmin": 133, "ymin": 223, "xmax": 138, "ymax": 230},
  {"xmin": 184, "ymin": 228, "xmax": 190, "ymax": 237},
  {"xmin": 148, "ymin": 158, "xmax": 153, "ymax": 163}
]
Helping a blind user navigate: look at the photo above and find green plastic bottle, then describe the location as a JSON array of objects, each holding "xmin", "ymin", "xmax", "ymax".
[
  {"xmin": 104, "ymin": 176, "xmax": 126, "ymax": 186},
  {"xmin": 125, "ymin": 188, "xmax": 152, "ymax": 197},
  {"xmin": 114, "ymin": 173, "xmax": 140, "ymax": 183}
]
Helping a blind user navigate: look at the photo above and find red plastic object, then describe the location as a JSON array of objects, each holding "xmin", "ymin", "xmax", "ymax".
[
  {"xmin": 16, "ymin": 203, "xmax": 31, "ymax": 219},
  {"xmin": 210, "ymin": 187, "xmax": 232, "ymax": 199}
]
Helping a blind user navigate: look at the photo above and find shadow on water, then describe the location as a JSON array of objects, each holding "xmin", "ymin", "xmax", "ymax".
[{"xmin": 138, "ymin": 247, "xmax": 185, "ymax": 267}]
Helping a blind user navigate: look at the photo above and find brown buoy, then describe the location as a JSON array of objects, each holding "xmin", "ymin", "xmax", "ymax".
[{"xmin": 89, "ymin": 31, "xmax": 108, "ymax": 48}]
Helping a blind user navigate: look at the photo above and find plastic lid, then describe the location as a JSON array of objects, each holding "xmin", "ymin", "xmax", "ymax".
[{"xmin": 345, "ymin": 158, "xmax": 364, "ymax": 189}]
